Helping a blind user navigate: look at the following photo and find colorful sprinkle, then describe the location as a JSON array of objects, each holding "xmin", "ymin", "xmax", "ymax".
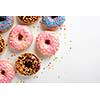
[
  {"xmin": 58, "ymin": 75, "xmax": 60, "ymax": 79},
  {"xmin": 0, "ymin": 16, "xmax": 13, "ymax": 33},
  {"xmin": 42, "ymin": 16, "xmax": 65, "ymax": 28}
]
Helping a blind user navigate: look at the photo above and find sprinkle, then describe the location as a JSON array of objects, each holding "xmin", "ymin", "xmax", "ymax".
[
  {"xmin": 70, "ymin": 40, "xmax": 72, "ymax": 43},
  {"xmin": 60, "ymin": 56, "xmax": 63, "ymax": 59},
  {"xmin": 11, "ymin": 53, "xmax": 16, "ymax": 57},
  {"xmin": 58, "ymin": 75, "xmax": 60, "ymax": 79},
  {"xmin": 48, "ymin": 67, "xmax": 51, "ymax": 69},
  {"xmin": 53, "ymin": 56, "xmax": 58, "ymax": 61},
  {"xmin": 39, "ymin": 21, "xmax": 42, "ymax": 23},
  {"xmin": 46, "ymin": 66, "xmax": 48, "ymax": 68},
  {"xmin": 41, "ymin": 58, "xmax": 43, "ymax": 61},
  {"xmin": 16, "ymin": 80, "xmax": 24, "ymax": 83},
  {"xmin": 36, "ymin": 76, "xmax": 38, "ymax": 78},
  {"xmin": 33, "ymin": 75, "xmax": 38, "ymax": 79},
  {"xmin": 11, "ymin": 54, "xmax": 13, "ymax": 57},
  {"xmin": 52, "ymin": 68, "xmax": 54, "ymax": 70},
  {"xmin": 13, "ymin": 53, "xmax": 16, "ymax": 56},
  {"xmin": 48, "ymin": 64, "xmax": 50, "ymax": 66},
  {"xmin": 7, "ymin": 57, "xmax": 10, "ymax": 60},
  {"xmin": 33, "ymin": 25, "xmax": 35, "ymax": 28},
  {"xmin": 43, "ymin": 67, "xmax": 45, "ymax": 70},
  {"xmin": 69, "ymin": 47, "xmax": 72, "ymax": 49},
  {"xmin": 64, "ymin": 28, "xmax": 66, "ymax": 30},
  {"xmin": 41, "ymin": 72, "xmax": 43, "ymax": 74},
  {"xmin": 49, "ymin": 62, "xmax": 51, "ymax": 64},
  {"xmin": 37, "ymin": 26, "xmax": 39, "ymax": 28},
  {"xmin": 60, "ymin": 28, "xmax": 62, "ymax": 30}
]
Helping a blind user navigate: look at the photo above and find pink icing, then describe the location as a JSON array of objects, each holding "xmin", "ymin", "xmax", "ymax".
[
  {"xmin": 36, "ymin": 31, "xmax": 59, "ymax": 56},
  {"xmin": 0, "ymin": 60, "xmax": 15, "ymax": 83},
  {"xmin": 8, "ymin": 25, "xmax": 33, "ymax": 51}
]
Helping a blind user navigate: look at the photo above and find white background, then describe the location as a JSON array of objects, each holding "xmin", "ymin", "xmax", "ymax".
[{"xmin": 68, "ymin": 17, "xmax": 100, "ymax": 82}]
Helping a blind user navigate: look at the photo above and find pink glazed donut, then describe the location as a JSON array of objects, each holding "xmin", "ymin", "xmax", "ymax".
[
  {"xmin": 8, "ymin": 25, "xmax": 33, "ymax": 51},
  {"xmin": 36, "ymin": 31, "xmax": 59, "ymax": 56},
  {"xmin": 0, "ymin": 60, "xmax": 15, "ymax": 83}
]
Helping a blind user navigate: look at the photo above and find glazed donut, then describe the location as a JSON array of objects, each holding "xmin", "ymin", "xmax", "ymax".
[
  {"xmin": 42, "ymin": 16, "xmax": 65, "ymax": 31},
  {"xmin": 8, "ymin": 25, "xmax": 33, "ymax": 51},
  {"xmin": 18, "ymin": 16, "xmax": 40, "ymax": 25},
  {"xmin": 0, "ymin": 60, "xmax": 15, "ymax": 83},
  {"xmin": 36, "ymin": 31, "xmax": 59, "ymax": 56},
  {"xmin": 0, "ymin": 16, "xmax": 14, "ymax": 33},
  {"xmin": 15, "ymin": 53, "xmax": 40, "ymax": 76},
  {"xmin": 0, "ymin": 35, "xmax": 6, "ymax": 54}
]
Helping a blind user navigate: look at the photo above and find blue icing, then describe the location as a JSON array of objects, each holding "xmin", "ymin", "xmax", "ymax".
[
  {"xmin": 0, "ymin": 16, "xmax": 13, "ymax": 33},
  {"xmin": 42, "ymin": 16, "xmax": 65, "ymax": 28},
  {"xmin": 56, "ymin": 16, "xmax": 65, "ymax": 26}
]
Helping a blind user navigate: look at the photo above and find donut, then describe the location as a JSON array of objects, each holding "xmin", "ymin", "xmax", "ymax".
[
  {"xmin": 0, "ymin": 16, "xmax": 14, "ymax": 33},
  {"xmin": 42, "ymin": 16, "xmax": 65, "ymax": 31},
  {"xmin": 36, "ymin": 31, "xmax": 59, "ymax": 56},
  {"xmin": 15, "ymin": 53, "xmax": 40, "ymax": 76},
  {"xmin": 0, "ymin": 35, "xmax": 6, "ymax": 54},
  {"xmin": 0, "ymin": 60, "xmax": 15, "ymax": 83},
  {"xmin": 8, "ymin": 25, "xmax": 33, "ymax": 51},
  {"xmin": 18, "ymin": 16, "xmax": 40, "ymax": 25}
]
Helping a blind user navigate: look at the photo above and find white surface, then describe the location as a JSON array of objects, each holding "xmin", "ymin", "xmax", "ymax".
[{"xmin": 70, "ymin": 16, "xmax": 100, "ymax": 82}]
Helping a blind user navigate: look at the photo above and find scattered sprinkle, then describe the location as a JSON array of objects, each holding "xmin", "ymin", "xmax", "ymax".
[
  {"xmin": 11, "ymin": 53, "xmax": 16, "ymax": 57},
  {"xmin": 70, "ymin": 40, "xmax": 72, "ymax": 43},
  {"xmin": 16, "ymin": 80, "xmax": 25, "ymax": 83},
  {"xmin": 58, "ymin": 75, "xmax": 60, "ymax": 79},
  {"xmin": 41, "ymin": 72, "xmax": 43, "ymax": 74},
  {"xmin": 33, "ymin": 75, "xmax": 38, "ymax": 79},
  {"xmin": 64, "ymin": 28, "xmax": 66, "ymax": 30},
  {"xmin": 60, "ymin": 28, "xmax": 62, "ymax": 30},
  {"xmin": 33, "ymin": 25, "xmax": 35, "ymax": 28},
  {"xmin": 43, "ymin": 67, "xmax": 45, "ymax": 70},
  {"xmin": 69, "ymin": 47, "xmax": 72, "ymax": 50},
  {"xmin": 37, "ymin": 26, "xmax": 39, "ymax": 28}
]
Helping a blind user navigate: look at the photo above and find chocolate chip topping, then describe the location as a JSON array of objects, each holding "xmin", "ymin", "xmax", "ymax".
[
  {"xmin": 51, "ymin": 16, "xmax": 58, "ymax": 19},
  {"xmin": 0, "ymin": 48, "xmax": 3, "ymax": 52},
  {"xmin": 16, "ymin": 53, "xmax": 40, "ymax": 76},
  {"xmin": 1, "ymin": 70, "xmax": 5, "ymax": 75},
  {"xmin": 45, "ymin": 40, "xmax": 50, "ymax": 45},
  {"xmin": 18, "ymin": 16, "xmax": 39, "ymax": 24},
  {"xmin": 0, "ymin": 35, "xmax": 5, "ymax": 54},
  {"xmin": 18, "ymin": 34, "xmax": 23, "ymax": 40}
]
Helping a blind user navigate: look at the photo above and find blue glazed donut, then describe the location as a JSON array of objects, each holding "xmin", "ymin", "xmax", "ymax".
[
  {"xmin": 42, "ymin": 16, "xmax": 65, "ymax": 30},
  {"xmin": 0, "ymin": 16, "xmax": 14, "ymax": 33}
]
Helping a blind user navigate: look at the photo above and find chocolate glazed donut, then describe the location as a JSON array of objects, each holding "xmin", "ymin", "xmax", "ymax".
[
  {"xmin": 15, "ymin": 53, "xmax": 41, "ymax": 76},
  {"xmin": 18, "ymin": 16, "xmax": 40, "ymax": 25},
  {"xmin": 0, "ymin": 35, "xmax": 6, "ymax": 54}
]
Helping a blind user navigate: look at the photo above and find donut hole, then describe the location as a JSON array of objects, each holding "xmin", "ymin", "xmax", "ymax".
[
  {"xmin": 1, "ymin": 70, "xmax": 5, "ymax": 75},
  {"xmin": 0, "ymin": 16, "xmax": 6, "ymax": 22},
  {"xmin": 18, "ymin": 34, "xmax": 23, "ymax": 40},
  {"xmin": 24, "ymin": 61, "xmax": 32, "ymax": 68},
  {"xmin": 45, "ymin": 39, "xmax": 50, "ymax": 45},
  {"xmin": 51, "ymin": 16, "xmax": 58, "ymax": 19}
]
